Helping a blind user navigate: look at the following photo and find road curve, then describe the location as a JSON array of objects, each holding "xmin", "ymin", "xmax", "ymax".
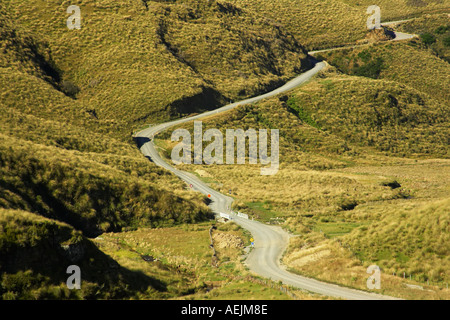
[
  {"xmin": 310, "ymin": 29, "xmax": 416, "ymax": 55},
  {"xmin": 135, "ymin": 60, "xmax": 326, "ymax": 214},
  {"xmin": 234, "ymin": 216, "xmax": 399, "ymax": 300},
  {"xmin": 134, "ymin": 60, "xmax": 399, "ymax": 300}
]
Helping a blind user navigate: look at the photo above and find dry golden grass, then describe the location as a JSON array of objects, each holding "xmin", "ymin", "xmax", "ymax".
[
  {"xmin": 0, "ymin": 132, "xmax": 211, "ymax": 237},
  {"xmin": 96, "ymin": 222, "xmax": 324, "ymax": 299},
  {"xmin": 283, "ymin": 229, "xmax": 450, "ymax": 300},
  {"xmin": 397, "ymin": 13, "xmax": 450, "ymax": 62},
  {"xmin": 158, "ymin": 67, "xmax": 449, "ymax": 298},
  {"xmin": 230, "ymin": 0, "xmax": 368, "ymax": 50},
  {"xmin": 1, "ymin": 0, "xmax": 309, "ymax": 131},
  {"xmin": 1, "ymin": 0, "xmax": 448, "ymax": 300},
  {"xmin": 0, "ymin": 208, "xmax": 176, "ymax": 299},
  {"xmin": 317, "ymin": 40, "xmax": 450, "ymax": 104},
  {"xmin": 341, "ymin": 0, "xmax": 450, "ymax": 21}
]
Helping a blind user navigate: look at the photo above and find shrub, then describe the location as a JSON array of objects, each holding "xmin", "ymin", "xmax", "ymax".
[
  {"xmin": 60, "ymin": 80, "xmax": 80, "ymax": 98},
  {"xmin": 354, "ymin": 57, "xmax": 385, "ymax": 79},
  {"xmin": 444, "ymin": 36, "xmax": 450, "ymax": 47},
  {"xmin": 434, "ymin": 25, "xmax": 449, "ymax": 35},
  {"xmin": 420, "ymin": 33, "xmax": 436, "ymax": 46},
  {"xmin": 338, "ymin": 199, "xmax": 358, "ymax": 211},
  {"xmin": 381, "ymin": 180, "xmax": 401, "ymax": 189}
]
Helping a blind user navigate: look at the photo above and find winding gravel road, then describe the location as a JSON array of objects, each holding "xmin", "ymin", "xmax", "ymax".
[
  {"xmin": 310, "ymin": 25, "xmax": 416, "ymax": 55},
  {"xmin": 134, "ymin": 28, "xmax": 414, "ymax": 298},
  {"xmin": 135, "ymin": 61, "xmax": 326, "ymax": 213}
]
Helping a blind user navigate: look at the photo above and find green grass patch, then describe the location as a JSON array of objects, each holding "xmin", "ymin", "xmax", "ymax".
[
  {"xmin": 286, "ymin": 97, "xmax": 321, "ymax": 129},
  {"xmin": 313, "ymin": 221, "xmax": 363, "ymax": 239},
  {"xmin": 245, "ymin": 201, "xmax": 280, "ymax": 221},
  {"xmin": 201, "ymin": 281, "xmax": 292, "ymax": 300}
]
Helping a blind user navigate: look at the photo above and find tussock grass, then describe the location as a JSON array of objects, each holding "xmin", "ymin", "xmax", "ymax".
[
  {"xmin": 288, "ymin": 72, "xmax": 449, "ymax": 158},
  {"xmin": 161, "ymin": 67, "xmax": 449, "ymax": 298},
  {"xmin": 0, "ymin": 208, "xmax": 173, "ymax": 299},
  {"xmin": 397, "ymin": 13, "xmax": 450, "ymax": 62},
  {"xmin": 230, "ymin": 0, "xmax": 368, "ymax": 50},
  {"xmin": 343, "ymin": 198, "xmax": 449, "ymax": 282},
  {"xmin": 283, "ymin": 199, "xmax": 449, "ymax": 299},
  {"xmin": 0, "ymin": 133, "xmax": 211, "ymax": 237},
  {"xmin": 1, "ymin": 0, "xmax": 309, "ymax": 130},
  {"xmin": 96, "ymin": 222, "xmax": 321, "ymax": 299},
  {"xmin": 1, "ymin": 0, "xmax": 448, "ymax": 299},
  {"xmin": 0, "ymin": 0, "xmax": 314, "ymax": 299},
  {"xmin": 341, "ymin": 0, "xmax": 450, "ymax": 21},
  {"xmin": 317, "ymin": 40, "xmax": 450, "ymax": 104}
]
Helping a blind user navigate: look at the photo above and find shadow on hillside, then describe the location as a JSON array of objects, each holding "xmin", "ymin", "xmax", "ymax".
[
  {"xmin": 134, "ymin": 136, "xmax": 151, "ymax": 149},
  {"xmin": 204, "ymin": 197, "xmax": 212, "ymax": 206},
  {"xmin": 0, "ymin": 235, "xmax": 168, "ymax": 299},
  {"xmin": 145, "ymin": 155, "xmax": 154, "ymax": 163},
  {"xmin": 384, "ymin": 27, "xmax": 396, "ymax": 40},
  {"xmin": 0, "ymin": 179, "xmax": 98, "ymax": 238},
  {"xmin": 308, "ymin": 55, "xmax": 323, "ymax": 64}
]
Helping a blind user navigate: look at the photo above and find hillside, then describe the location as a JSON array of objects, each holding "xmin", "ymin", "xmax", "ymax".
[
  {"xmin": 0, "ymin": 209, "xmax": 169, "ymax": 299},
  {"xmin": 287, "ymin": 73, "xmax": 449, "ymax": 157},
  {"xmin": 230, "ymin": 0, "xmax": 367, "ymax": 50},
  {"xmin": 397, "ymin": 13, "xmax": 450, "ymax": 62},
  {"xmin": 158, "ymin": 63, "xmax": 450, "ymax": 298},
  {"xmin": 282, "ymin": 197, "xmax": 449, "ymax": 299},
  {"xmin": 1, "ymin": 0, "xmax": 448, "ymax": 300},
  {"xmin": 0, "ymin": 0, "xmax": 314, "ymax": 235},
  {"xmin": 341, "ymin": 0, "xmax": 450, "ymax": 21},
  {"xmin": 0, "ymin": 0, "xmax": 315, "ymax": 300},
  {"xmin": 1, "ymin": 0, "xmax": 310, "ymax": 133},
  {"xmin": 1, "ymin": 208, "xmax": 324, "ymax": 300},
  {"xmin": 0, "ymin": 134, "xmax": 211, "ymax": 237},
  {"xmin": 316, "ymin": 40, "xmax": 450, "ymax": 104},
  {"xmin": 343, "ymin": 198, "xmax": 449, "ymax": 283}
]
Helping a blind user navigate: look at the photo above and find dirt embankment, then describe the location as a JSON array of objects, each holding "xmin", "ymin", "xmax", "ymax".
[{"xmin": 212, "ymin": 232, "xmax": 244, "ymax": 250}]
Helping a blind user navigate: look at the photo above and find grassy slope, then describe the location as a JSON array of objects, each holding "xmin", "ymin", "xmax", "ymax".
[
  {"xmin": 289, "ymin": 73, "xmax": 449, "ymax": 157},
  {"xmin": 3, "ymin": 209, "xmax": 313, "ymax": 299},
  {"xmin": 0, "ymin": 6, "xmax": 212, "ymax": 236},
  {"xmin": 230, "ymin": 0, "xmax": 367, "ymax": 50},
  {"xmin": 283, "ymin": 198, "xmax": 449, "ymax": 300},
  {"xmin": 0, "ymin": 208, "xmax": 171, "ymax": 299},
  {"xmin": 0, "ymin": 0, "xmax": 311, "ymax": 233},
  {"xmin": 1, "ymin": 0, "xmax": 449, "ymax": 300},
  {"xmin": 343, "ymin": 198, "xmax": 449, "ymax": 281},
  {"xmin": 397, "ymin": 13, "xmax": 450, "ymax": 62},
  {"xmin": 0, "ymin": 0, "xmax": 316, "ymax": 299},
  {"xmin": 228, "ymin": 0, "xmax": 450, "ymax": 50},
  {"xmin": 341, "ymin": 0, "xmax": 450, "ymax": 21},
  {"xmin": 96, "ymin": 222, "xmax": 327, "ymax": 300},
  {"xmin": 2, "ymin": 0, "xmax": 310, "ymax": 131},
  {"xmin": 0, "ymin": 134, "xmax": 211, "ymax": 237},
  {"xmin": 160, "ymin": 65, "xmax": 449, "ymax": 215},
  {"xmin": 159, "ymin": 63, "xmax": 449, "ymax": 298},
  {"xmin": 316, "ymin": 40, "xmax": 450, "ymax": 104}
]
